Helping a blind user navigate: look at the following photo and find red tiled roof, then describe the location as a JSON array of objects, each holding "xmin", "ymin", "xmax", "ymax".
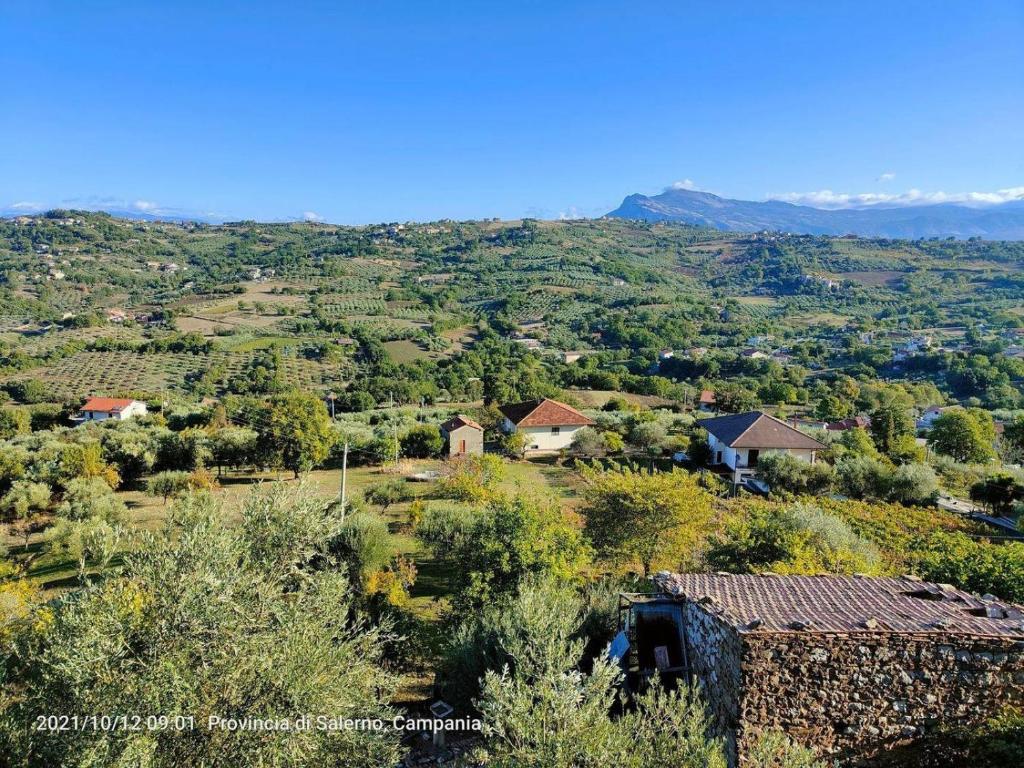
[
  {"xmin": 698, "ymin": 411, "xmax": 824, "ymax": 450},
  {"xmin": 699, "ymin": 389, "xmax": 716, "ymax": 404},
  {"xmin": 655, "ymin": 572, "xmax": 1024, "ymax": 637},
  {"xmin": 80, "ymin": 397, "xmax": 137, "ymax": 412},
  {"xmin": 440, "ymin": 414, "xmax": 483, "ymax": 432},
  {"xmin": 826, "ymin": 416, "xmax": 870, "ymax": 431},
  {"xmin": 499, "ymin": 398, "xmax": 594, "ymax": 427}
]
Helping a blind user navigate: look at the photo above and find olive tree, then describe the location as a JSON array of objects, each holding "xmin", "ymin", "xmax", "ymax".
[{"xmin": 0, "ymin": 488, "xmax": 404, "ymax": 768}]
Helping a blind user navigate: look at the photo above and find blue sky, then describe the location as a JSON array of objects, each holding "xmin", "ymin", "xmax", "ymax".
[{"xmin": 2, "ymin": 1, "xmax": 1022, "ymax": 223}]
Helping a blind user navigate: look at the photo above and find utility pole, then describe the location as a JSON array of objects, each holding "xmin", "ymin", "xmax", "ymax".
[
  {"xmin": 390, "ymin": 391, "xmax": 399, "ymax": 466},
  {"xmin": 339, "ymin": 441, "xmax": 349, "ymax": 521}
]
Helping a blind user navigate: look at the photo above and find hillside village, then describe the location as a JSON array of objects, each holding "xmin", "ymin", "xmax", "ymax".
[{"xmin": 0, "ymin": 213, "xmax": 1023, "ymax": 766}]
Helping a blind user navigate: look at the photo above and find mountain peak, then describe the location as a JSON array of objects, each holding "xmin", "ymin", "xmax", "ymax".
[{"xmin": 606, "ymin": 189, "xmax": 1024, "ymax": 239}]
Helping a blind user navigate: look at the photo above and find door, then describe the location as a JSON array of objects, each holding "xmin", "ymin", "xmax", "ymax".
[
  {"xmin": 458, "ymin": 439, "xmax": 466, "ymax": 454},
  {"xmin": 748, "ymin": 449, "xmax": 759, "ymax": 467}
]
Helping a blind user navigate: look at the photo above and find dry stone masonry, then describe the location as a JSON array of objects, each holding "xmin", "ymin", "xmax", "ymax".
[{"xmin": 652, "ymin": 572, "xmax": 1024, "ymax": 766}]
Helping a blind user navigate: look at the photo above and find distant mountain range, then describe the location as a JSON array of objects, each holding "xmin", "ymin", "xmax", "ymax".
[
  {"xmin": 0, "ymin": 206, "xmax": 233, "ymax": 224},
  {"xmin": 607, "ymin": 188, "xmax": 1024, "ymax": 240}
]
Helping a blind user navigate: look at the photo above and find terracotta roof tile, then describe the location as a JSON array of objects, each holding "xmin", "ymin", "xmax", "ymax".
[
  {"xmin": 499, "ymin": 398, "xmax": 594, "ymax": 427},
  {"xmin": 826, "ymin": 416, "xmax": 870, "ymax": 431},
  {"xmin": 698, "ymin": 411, "xmax": 824, "ymax": 450},
  {"xmin": 440, "ymin": 414, "xmax": 483, "ymax": 432},
  {"xmin": 654, "ymin": 572, "xmax": 1024, "ymax": 637},
  {"xmin": 80, "ymin": 397, "xmax": 138, "ymax": 412}
]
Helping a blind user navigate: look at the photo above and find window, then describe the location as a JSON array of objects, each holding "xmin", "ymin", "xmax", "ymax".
[{"xmin": 551, "ymin": 426, "xmax": 560, "ymax": 435}]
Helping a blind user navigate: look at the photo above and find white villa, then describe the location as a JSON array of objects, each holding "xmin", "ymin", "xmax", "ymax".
[
  {"xmin": 500, "ymin": 397, "xmax": 594, "ymax": 453},
  {"xmin": 75, "ymin": 397, "xmax": 148, "ymax": 424},
  {"xmin": 698, "ymin": 411, "xmax": 825, "ymax": 483},
  {"xmin": 916, "ymin": 405, "xmax": 953, "ymax": 431}
]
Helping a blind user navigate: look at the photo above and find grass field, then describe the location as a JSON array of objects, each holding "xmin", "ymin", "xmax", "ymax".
[
  {"xmin": 10, "ymin": 458, "xmax": 581, "ymax": 616},
  {"xmin": 735, "ymin": 295, "xmax": 780, "ymax": 307}
]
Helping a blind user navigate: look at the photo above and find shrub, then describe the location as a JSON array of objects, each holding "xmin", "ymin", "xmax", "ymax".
[
  {"xmin": 56, "ymin": 477, "xmax": 126, "ymax": 523},
  {"xmin": 330, "ymin": 511, "xmax": 393, "ymax": 589},
  {"xmin": 888, "ymin": 463, "xmax": 939, "ymax": 506},
  {"xmin": 400, "ymin": 423, "xmax": 443, "ymax": 458},
  {"xmin": 415, "ymin": 502, "xmax": 476, "ymax": 557},
  {"xmin": 438, "ymin": 454, "xmax": 506, "ymax": 502},
  {"xmin": 146, "ymin": 470, "xmax": 192, "ymax": 503},
  {"xmin": 835, "ymin": 454, "xmax": 890, "ymax": 500},
  {"xmin": 707, "ymin": 503, "xmax": 882, "ymax": 576},
  {"xmin": 757, "ymin": 453, "xmax": 835, "ymax": 496},
  {"xmin": 912, "ymin": 533, "xmax": 1024, "ymax": 603},
  {"xmin": 364, "ymin": 479, "xmax": 413, "ymax": 512}
]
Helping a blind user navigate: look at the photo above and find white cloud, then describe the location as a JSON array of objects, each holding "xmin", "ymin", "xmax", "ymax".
[
  {"xmin": 302, "ymin": 211, "xmax": 323, "ymax": 222},
  {"xmin": 669, "ymin": 179, "xmax": 697, "ymax": 190},
  {"xmin": 9, "ymin": 201, "xmax": 43, "ymax": 211},
  {"xmin": 132, "ymin": 200, "xmax": 160, "ymax": 212},
  {"xmin": 768, "ymin": 186, "xmax": 1024, "ymax": 209},
  {"xmin": 877, "ymin": 172, "xmax": 896, "ymax": 182}
]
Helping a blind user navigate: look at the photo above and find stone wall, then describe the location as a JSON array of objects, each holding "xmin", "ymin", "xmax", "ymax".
[
  {"xmin": 681, "ymin": 601, "xmax": 744, "ymax": 759},
  {"xmin": 736, "ymin": 632, "xmax": 1024, "ymax": 765}
]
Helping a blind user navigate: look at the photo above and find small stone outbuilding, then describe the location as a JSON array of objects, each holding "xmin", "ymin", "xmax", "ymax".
[
  {"xmin": 631, "ymin": 572, "xmax": 1024, "ymax": 766},
  {"xmin": 439, "ymin": 414, "xmax": 484, "ymax": 457}
]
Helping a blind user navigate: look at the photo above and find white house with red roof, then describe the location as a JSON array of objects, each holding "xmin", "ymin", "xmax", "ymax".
[
  {"xmin": 499, "ymin": 397, "xmax": 594, "ymax": 453},
  {"xmin": 75, "ymin": 397, "xmax": 148, "ymax": 423}
]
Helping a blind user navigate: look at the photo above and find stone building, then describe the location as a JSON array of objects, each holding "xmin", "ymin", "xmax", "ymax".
[
  {"xmin": 625, "ymin": 573, "xmax": 1024, "ymax": 766},
  {"xmin": 439, "ymin": 414, "xmax": 484, "ymax": 457}
]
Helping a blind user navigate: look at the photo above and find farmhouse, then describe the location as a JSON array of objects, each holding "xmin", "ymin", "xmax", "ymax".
[
  {"xmin": 621, "ymin": 573, "xmax": 1024, "ymax": 767},
  {"xmin": 75, "ymin": 397, "xmax": 148, "ymax": 423},
  {"xmin": 826, "ymin": 415, "xmax": 870, "ymax": 431},
  {"xmin": 697, "ymin": 389, "xmax": 717, "ymax": 411},
  {"xmin": 698, "ymin": 411, "xmax": 824, "ymax": 483},
  {"xmin": 499, "ymin": 397, "xmax": 593, "ymax": 453},
  {"xmin": 439, "ymin": 414, "xmax": 484, "ymax": 457}
]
